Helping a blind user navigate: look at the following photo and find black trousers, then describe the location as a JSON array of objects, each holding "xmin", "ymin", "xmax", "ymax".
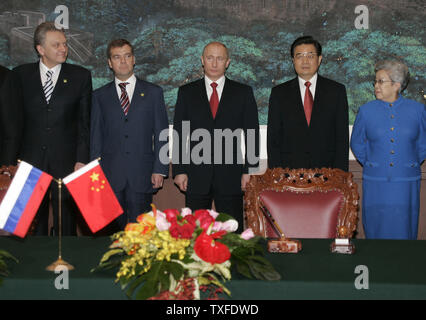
[
  {"xmin": 186, "ymin": 188, "xmax": 244, "ymax": 233},
  {"xmin": 34, "ymin": 182, "xmax": 78, "ymax": 236},
  {"xmin": 98, "ymin": 182, "xmax": 153, "ymax": 235}
]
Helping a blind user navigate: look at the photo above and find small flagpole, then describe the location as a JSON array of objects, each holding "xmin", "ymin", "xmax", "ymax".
[{"xmin": 46, "ymin": 178, "xmax": 74, "ymax": 271}]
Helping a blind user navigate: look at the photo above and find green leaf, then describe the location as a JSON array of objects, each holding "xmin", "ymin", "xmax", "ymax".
[
  {"xmin": 168, "ymin": 261, "xmax": 184, "ymax": 282},
  {"xmin": 215, "ymin": 212, "xmax": 234, "ymax": 222},
  {"xmin": 133, "ymin": 261, "xmax": 163, "ymax": 300},
  {"xmin": 235, "ymin": 261, "xmax": 253, "ymax": 279},
  {"xmin": 99, "ymin": 249, "xmax": 123, "ymax": 264},
  {"xmin": 0, "ymin": 250, "xmax": 19, "ymax": 263},
  {"xmin": 125, "ymin": 275, "xmax": 146, "ymax": 298},
  {"xmin": 0, "ymin": 250, "xmax": 18, "ymax": 279}
]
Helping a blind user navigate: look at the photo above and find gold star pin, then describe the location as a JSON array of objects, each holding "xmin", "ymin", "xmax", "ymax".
[
  {"xmin": 90, "ymin": 172, "xmax": 100, "ymax": 182},
  {"xmin": 140, "ymin": 93, "xmax": 145, "ymax": 97}
]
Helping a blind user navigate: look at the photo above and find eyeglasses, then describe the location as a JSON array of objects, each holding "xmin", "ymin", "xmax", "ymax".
[
  {"xmin": 294, "ymin": 52, "xmax": 317, "ymax": 60},
  {"xmin": 373, "ymin": 79, "xmax": 393, "ymax": 86}
]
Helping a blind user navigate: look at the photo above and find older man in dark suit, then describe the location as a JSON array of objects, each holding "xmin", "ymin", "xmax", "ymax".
[
  {"xmin": 1, "ymin": 22, "xmax": 92, "ymax": 235},
  {"xmin": 267, "ymin": 36, "xmax": 349, "ymax": 171},
  {"xmin": 90, "ymin": 39, "xmax": 168, "ymax": 232},
  {"xmin": 0, "ymin": 65, "xmax": 9, "ymax": 154},
  {"xmin": 173, "ymin": 42, "xmax": 259, "ymax": 231}
]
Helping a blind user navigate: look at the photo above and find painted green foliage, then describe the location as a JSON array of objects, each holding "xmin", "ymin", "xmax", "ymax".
[{"xmin": 322, "ymin": 30, "xmax": 426, "ymax": 123}]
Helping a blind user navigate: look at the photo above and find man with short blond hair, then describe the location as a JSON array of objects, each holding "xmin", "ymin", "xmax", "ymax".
[{"xmin": 1, "ymin": 22, "xmax": 92, "ymax": 235}]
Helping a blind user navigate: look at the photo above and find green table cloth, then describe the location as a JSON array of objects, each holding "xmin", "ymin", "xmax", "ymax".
[{"xmin": 1, "ymin": 237, "xmax": 425, "ymax": 299}]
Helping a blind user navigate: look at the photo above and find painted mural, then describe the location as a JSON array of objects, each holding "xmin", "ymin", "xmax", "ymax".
[{"xmin": 0, "ymin": 0, "xmax": 424, "ymax": 124}]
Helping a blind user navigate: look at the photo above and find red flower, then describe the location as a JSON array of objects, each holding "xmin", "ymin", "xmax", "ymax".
[
  {"xmin": 194, "ymin": 209, "xmax": 214, "ymax": 230},
  {"xmin": 169, "ymin": 214, "xmax": 196, "ymax": 239},
  {"xmin": 194, "ymin": 231, "xmax": 231, "ymax": 264},
  {"xmin": 164, "ymin": 209, "xmax": 180, "ymax": 223}
]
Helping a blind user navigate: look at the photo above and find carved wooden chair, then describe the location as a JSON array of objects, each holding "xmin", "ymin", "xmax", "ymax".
[
  {"xmin": 1, "ymin": 165, "xmax": 20, "ymax": 235},
  {"xmin": 0, "ymin": 165, "xmax": 17, "ymax": 203},
  {"xmin": 244, "ymin": 168, "xmax": 359, "ymax": 239}
]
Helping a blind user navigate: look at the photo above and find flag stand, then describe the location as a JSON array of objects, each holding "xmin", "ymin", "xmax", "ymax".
[{"xmin": 46, "ymin": 178, "xmax": 74, "ymax": 271}]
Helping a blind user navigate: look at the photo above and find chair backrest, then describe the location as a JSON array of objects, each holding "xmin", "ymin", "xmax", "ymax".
[
  {"xmin": 0, "ymin": 165, "xmax": 17, "ymax": 203},
  {"xmin": 244, "ymin": 168, "xmax": 359, "ymax": 239}
]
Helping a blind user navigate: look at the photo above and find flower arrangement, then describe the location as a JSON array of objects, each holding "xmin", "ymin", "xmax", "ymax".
[{"xmin": 93, "ymin": 206, "xmax": 280, "ymax": 300}]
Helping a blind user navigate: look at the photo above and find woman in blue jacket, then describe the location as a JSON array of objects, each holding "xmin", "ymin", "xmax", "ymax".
[{"xmin": 351, "ymin": 60, "xmax": 426, "ymax": 239}]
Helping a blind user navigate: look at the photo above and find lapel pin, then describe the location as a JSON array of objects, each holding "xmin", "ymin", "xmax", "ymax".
[
  {"xmin": 63, "ymin": 79, "xmax": 68, "ymax": 83},
  {"xmin": 141, "ymin": 93, "xmax": 145, "ymax": 97}
]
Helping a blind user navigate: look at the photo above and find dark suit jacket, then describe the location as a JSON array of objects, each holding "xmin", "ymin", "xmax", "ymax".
[
  {"xmin": 0, "ymin": 65, "xmax": 9, "ymax": 155},
  {"xmin": 90, "ymin": 78, "xmax": 169, "ymax": 194},
  {"xmin": 0, "ymin": 62, "xmax": 91, "ymax": 177},
  {"xmin": 267, "ymin": 75, "xmax": 349, "ymax": 171},
  {"xmin": 173, "ymin": 77, "xmax": 259, "ymax": 196}
]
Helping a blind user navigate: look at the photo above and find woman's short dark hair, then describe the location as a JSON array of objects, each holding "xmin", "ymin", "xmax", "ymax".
[
  {"xmin": 290, "ymin": 36, "xmax": 322, "ymax": 57},
  {"xmin": 107, "ymin": 39, "xmax": 134, "ymax": 59}
]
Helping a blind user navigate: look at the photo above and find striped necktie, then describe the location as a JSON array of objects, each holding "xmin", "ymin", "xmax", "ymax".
[
  {"xmin": 43, "ymin": 70, "xmax": 54, "ymax": 104},
  {"xmin": 118, "ymin": 82, "xmax": 130, "ymax": 116}
]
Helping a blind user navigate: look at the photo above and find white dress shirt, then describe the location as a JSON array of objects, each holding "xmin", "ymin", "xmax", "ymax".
[
  {"xmin": 204, "ymin": 75, "xmax": 226, "ymax": 102},
  {"xmin": 298, "ymin": 73, "xmax": 318, "ymax": 105},
  {"xmin": 114, "ymin": 74, "xmax": 137, "ymax": 103},
  {"xmin": 39, "ymin": 61, "xmax": 61, "ymax": 89}
]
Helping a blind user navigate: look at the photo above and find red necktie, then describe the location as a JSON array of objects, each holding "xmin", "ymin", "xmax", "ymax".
[
  {"xmin": 210, "ymin": 82, "xmax": 219, "ymax": 119},
  {"xmin": 119, "ymin": 82, "xmax": 130, "ymax": 116},
  {"xmin": 304, "ymin": 81, "xmax": 313, "ymax": 126}
]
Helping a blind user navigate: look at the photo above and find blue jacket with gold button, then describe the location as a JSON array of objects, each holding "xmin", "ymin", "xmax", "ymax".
[{"xmin": 350, "ymin": 96, "xmax": 426, "ymax": 182}]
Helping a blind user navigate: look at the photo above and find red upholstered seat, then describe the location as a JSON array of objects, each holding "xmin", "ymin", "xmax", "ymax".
[
  {"xmin": 244, "ymin": 168, "xmax": 359, "ymax": 239},
  {"xmin": 260, "ymin": 189, "xmax": 343, "ymax": 238}
]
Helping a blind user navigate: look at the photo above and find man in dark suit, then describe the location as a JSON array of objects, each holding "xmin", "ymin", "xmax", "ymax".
[
  {"xmin": 173, "ymin": 42, "xmax": 259, "ymax": 231},
  {"xmin": 1, "ymin": 22, "xmax": 92, "ymax": 235},
  {"xmin": 267, "ymin": 36, "xmax": 349, "ymax": 171},
  {"xmin": 0, "ymin": 65, "xmax": 9, "ymax": 155},
  {"xmin": 90, "ymin": 39, "xmax": 168, "ymax": 231}
]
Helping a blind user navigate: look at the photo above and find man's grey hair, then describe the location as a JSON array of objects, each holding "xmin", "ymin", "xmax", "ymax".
[
  {"xmin": 375, "ymin": 60, "xmax": 410, "ymax": 92},
  {"xmin": 33, "ymin": 22, "xmax": 65, "ymax": 56}
]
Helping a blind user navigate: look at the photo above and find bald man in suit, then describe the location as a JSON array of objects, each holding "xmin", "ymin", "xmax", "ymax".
[{"xmin": 173, "ymin": 42, "xmax": 259, "ymax": 232}]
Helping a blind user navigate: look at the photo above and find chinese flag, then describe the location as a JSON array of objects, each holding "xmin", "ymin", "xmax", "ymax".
[{"xmin": 63, "ymin": 159, "xmax": 123, "ymax": 233}]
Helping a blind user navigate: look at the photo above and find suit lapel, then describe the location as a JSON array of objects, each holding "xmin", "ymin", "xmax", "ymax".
[
  {"xmin": 197, "ymin": 78, "xmax": 214, "ymax": 124},
  {"xmin": 214, "ymin": 77, "xmax": 231, "ymax": 121},
  {"xmin": 310, "ymin": 75, "xmax": 324, "ymax": 127},
  {"xmin": 48, "ymin": 63, "xmax": 67, "ymax": 106},
  {"xmin": 127, "ymin": 78, "xmax": 144, "ymax": 117},
  {"xmin": 106, "ymin": 81, "xmax": 125, "ymax": 119},
  {"xmin": 29, "ymin": 63, "xmax": 47, "ymax": 107},
  {"xmin": 290, "ymin": 78, "xmax": 309, "ymax": 128}
]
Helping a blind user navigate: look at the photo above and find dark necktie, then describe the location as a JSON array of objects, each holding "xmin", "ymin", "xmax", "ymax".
[
  {"xmin": 304, "ymin": 81, "xmax": 313, "ymax": 126},
  {"xmin": 210, "ymin": 82, "xmax": 219, "ymax": 119},
  {"xmin": 43, "ymin": 70, "xmax": 53, "ymax": 104},
  {"xmin": 118, "ymin": 82, "xmax": 130, "ymax": 116}
]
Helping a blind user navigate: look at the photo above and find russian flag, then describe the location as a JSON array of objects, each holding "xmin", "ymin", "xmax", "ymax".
[{"xmin": 0, "ymin": 161, "xmax": 52, "ymax": 237}]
